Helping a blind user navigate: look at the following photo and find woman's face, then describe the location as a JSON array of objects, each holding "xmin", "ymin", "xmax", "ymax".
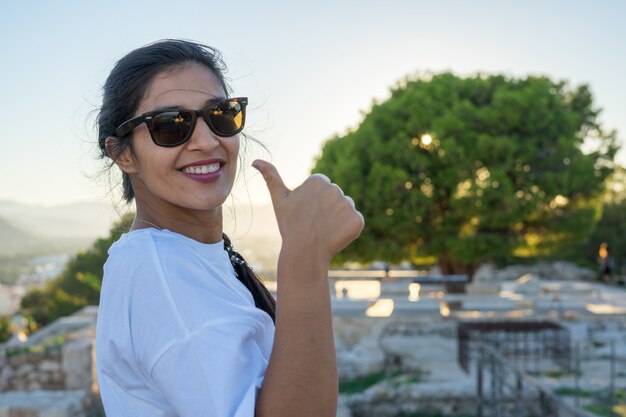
[{"xmin": 124, "ymin": 63, "xmax": 240, "ymax": 213}]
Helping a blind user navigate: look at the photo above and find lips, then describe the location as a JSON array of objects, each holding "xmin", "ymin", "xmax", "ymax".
[{"xmin": 178, "ymin": 159, "xmax": 225, "ymax": 183}]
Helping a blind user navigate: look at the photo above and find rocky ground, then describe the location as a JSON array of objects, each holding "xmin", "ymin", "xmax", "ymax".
[
  {"xmin": 2, "ymin": 261, "xmax": 625, "ymax": 417},
  {"xmin": 333, "ymin": 315, "xmax": 626, "ymax": 417}
]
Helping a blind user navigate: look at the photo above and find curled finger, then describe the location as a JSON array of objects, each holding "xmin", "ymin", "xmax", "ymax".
[
  {"xmin": 332, "ymin": 183, "xmax": 345, "ymax": 196},
  {"xmin": 311, "ymin": 173, "xmax": 331, "ymax": 183}
]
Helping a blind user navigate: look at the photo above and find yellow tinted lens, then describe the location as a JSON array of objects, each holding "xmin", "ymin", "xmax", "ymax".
[{"xmin": 208, "ymin": 100, "xmax": 244, "ymax": 136}]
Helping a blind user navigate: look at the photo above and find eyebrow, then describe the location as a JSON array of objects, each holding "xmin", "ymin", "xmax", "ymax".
[{"xmin": 151, "ymin": 96, "xmax": 227, "ymax": 112}]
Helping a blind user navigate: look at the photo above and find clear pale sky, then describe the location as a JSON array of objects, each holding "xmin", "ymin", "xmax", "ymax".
[{"xmin": 1, "ymin": 0, "xmax": 625, "ymax": 207}]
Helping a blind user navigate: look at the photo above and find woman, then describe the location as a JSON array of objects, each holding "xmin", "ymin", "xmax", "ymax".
[{"xmin": 95, "ymin": 39, "xmax": 363, "ymax": 417}]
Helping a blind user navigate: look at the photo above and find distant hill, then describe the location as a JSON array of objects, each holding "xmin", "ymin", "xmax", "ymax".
[
  {"xmin": 0, "ymin": 214, "xmax": 94, "ymax": 257},
  {"xmin": 0, "ymin": 216, "xmax": 40, "ymax": 253},
  {"xmin": 0, "ymin": 199, "xmax": 278, "ymax": 240},
  {"xmin": 0, "ymin": 199, "xmax": 280, "ymax": 265},
  {"xmin": 0, "ymin": 199, "xmax": 124, "ymax": 239},
  {"xmin": 223, "ymin": 203, "xmax": 280, "ymax": 270}
]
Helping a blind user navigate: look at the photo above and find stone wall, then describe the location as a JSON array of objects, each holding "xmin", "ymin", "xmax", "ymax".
[
  {"xmin": 333, "ymin": 316, "xmax": 459, "ymax": 382},
  {"xmin": 333, "ymin": 316, "xmax": 478, "ymax": 417},
  {"xmin": 0, "ymin": 390, "xmax": 94, "ymax": 417},
  {"xmin": 472, "ymin": 261, "xmax": 596, "ymax": 282},
  {"xmin": 0, "ymin": 329, "xmax": 96, "ymax": 393},
  {"xmin": 0, "ymin": 348, "xmax": 65, "ymax": 391},
  {"xmin": 345, "ymin": 383, "xmax": 477, "ymax": 417},
  {"xmin": 0, "ymin": 306, "xmax": 99, "ymax": 417}
]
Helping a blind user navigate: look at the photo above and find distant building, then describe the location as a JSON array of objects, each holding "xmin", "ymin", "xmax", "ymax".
[
  {"xmin": 17, "ymin": 255, "xmax": 69, "ymax": 287},
  {"xmin": 0, "ymin": 284, "xmax": 23, "ymax": 315}
]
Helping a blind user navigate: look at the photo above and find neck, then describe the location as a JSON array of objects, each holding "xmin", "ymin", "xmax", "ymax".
[{"xmin": 132, "ymin": 201, "xmax": 223, "ymax": 244}]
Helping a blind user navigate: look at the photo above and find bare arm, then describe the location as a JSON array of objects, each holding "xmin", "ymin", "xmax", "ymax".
[
  {"xmin": 252, "ymin": 161, "xmax": 364, "ymax": 417},
  {"xmin": 256, "ymin": 251, "xmax": 336, "ymax": 417}
]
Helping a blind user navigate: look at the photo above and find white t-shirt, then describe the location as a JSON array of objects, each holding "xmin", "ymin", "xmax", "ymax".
[{"xmin": 95, "ymin": 228, "xmax": 275, "ymax": 417}]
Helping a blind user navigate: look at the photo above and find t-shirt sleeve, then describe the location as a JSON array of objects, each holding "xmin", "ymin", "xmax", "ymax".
[{"xmin": 149, "ymin": 316, "xmax": 269, "ymax": 417}]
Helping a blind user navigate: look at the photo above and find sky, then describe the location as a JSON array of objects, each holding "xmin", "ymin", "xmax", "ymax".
[{"xmin": 1, "ymin": 0, "xmax": 625, "ymax": 208}]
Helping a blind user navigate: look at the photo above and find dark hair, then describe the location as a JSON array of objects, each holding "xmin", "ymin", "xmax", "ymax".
[
  {"xmin": 223, "ymin": 234, "xmax": 276, "ymax": 322},
  {"xmin": 98, "ymin": 39, "xmax": 276, "ymax": 322}
]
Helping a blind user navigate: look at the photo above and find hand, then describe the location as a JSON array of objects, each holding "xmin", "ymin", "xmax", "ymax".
[{"xmin": 252, "ymin": 160, "xmax": 364, "ymax": 264}]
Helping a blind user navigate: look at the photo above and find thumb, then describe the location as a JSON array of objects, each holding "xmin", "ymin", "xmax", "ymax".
[{"xmin": 252, "ymin": 159, "xmax": 290, "ymax": 203}]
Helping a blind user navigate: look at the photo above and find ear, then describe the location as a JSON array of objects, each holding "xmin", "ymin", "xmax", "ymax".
[{"xmin": 105, "ymin": 137, "xmax": 138, "ymax": 174}]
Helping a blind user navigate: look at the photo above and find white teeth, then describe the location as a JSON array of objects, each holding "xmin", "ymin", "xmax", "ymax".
[{"xmin": 183, "ymin": 163, "xmax": 221, "ymax": 174}]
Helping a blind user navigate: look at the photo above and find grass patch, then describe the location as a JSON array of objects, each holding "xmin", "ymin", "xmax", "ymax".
[
  {"xmin": 556, "ymin": 388, "xmax": 626, "ymax": 402},
  {"xmin": 339, "ymin": 370, "xmax": 403, "ymax": 394},
  {"xmin": 543, "ymin": 369, "xmax": 568, "ymax": 378},
  {"xmin": 537, "ymin": 369, "xmax": 580, "ymax": 378},
  {"xmin": 397, "ymin": 414, "xmax": 475, "ymax": 417},
  {"xmin": 5, "ymin": 334, "xmax": 65, "ymax": 357},
  {"xmin": 584, "ymin": 404, "xmax": 619, "ymax": 417},
  {"xmin": 555, "ymin": 387, "xmax": 594, "ymax": 397},
  {"xmin": 391, "ymin": 370, "xmax": 423, "ymax": 388}
]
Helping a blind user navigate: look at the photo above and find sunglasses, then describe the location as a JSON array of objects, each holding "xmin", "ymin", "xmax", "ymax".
[{"xmin": 115, "ymin": 97, "xmax": 248, "ymax": 147}]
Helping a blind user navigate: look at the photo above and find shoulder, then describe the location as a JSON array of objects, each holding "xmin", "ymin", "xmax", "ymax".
[
  {"xmin": 105, "ymin": 227, "xmax": 192, "ymax": 263},
  {"xmin": 103, "ymin": 228, "xmax": 230, "ymax": 288},
  {"xmin": 100, "ymin": 227, "xmax": 260, "ymax": 336},
  {"xmin": 107, "ymin": 228, "xmax": 232, "ymax": 264}
]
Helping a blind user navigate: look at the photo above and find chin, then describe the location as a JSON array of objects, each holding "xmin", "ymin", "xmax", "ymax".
[{"xmin": 185, "ymin": 194, "xmax": 231, "ymax": 211}]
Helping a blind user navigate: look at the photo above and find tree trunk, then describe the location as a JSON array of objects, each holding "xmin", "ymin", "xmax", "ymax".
[{"xmin": 438, "ymin": 253, "xmax": 478, "ymax": 293}]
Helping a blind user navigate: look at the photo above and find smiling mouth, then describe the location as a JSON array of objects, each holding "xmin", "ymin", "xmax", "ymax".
[{"xmin": 181, "ymin": 162, "xmax": 222, "ymax": 174}]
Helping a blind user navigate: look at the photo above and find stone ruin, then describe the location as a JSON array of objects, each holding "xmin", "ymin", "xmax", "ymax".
[{"xmin": 0, "ymin": 306, "xmax": 99, "ymax": 417}]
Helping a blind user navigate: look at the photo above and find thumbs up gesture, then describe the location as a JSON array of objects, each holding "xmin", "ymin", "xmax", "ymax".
[{"xmin": 252, "ymin": 160, "xmax": 364, "ymax": 264}]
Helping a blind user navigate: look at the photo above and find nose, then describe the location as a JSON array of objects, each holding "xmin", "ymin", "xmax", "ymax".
[{"xmin": 185, "ymin": 115, "xmax": 221, "ymax": 151}]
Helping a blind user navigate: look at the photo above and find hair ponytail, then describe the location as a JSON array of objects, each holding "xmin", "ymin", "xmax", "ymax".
[{"xmin": 223, "ymin": 234, "xmax": 276, "ymax": 322}]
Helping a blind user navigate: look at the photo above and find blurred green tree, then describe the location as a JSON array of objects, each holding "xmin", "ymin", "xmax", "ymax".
[
  {"xmin": 313, "ymin": 73, "xmax": 619, "ymax": 276},
  {"xmin": 0, "ymin": 315, "xmax": 11, "ymax": 343},
  {"xmin": 565, "ymin": 166, "xmax": 626, "ymax": 272},
  {"xmin": 20, "ymin": 212, "xmax": 134, "ymax": 328}
]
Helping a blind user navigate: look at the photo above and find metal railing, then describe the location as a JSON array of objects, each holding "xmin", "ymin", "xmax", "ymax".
[
  {"xmin": 459, "ymin": 321, "xmax": 571, "ymax": 374},
  {"xmin": 476, "ymin": 341, "xmax": 595, "ymax": 417}
]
